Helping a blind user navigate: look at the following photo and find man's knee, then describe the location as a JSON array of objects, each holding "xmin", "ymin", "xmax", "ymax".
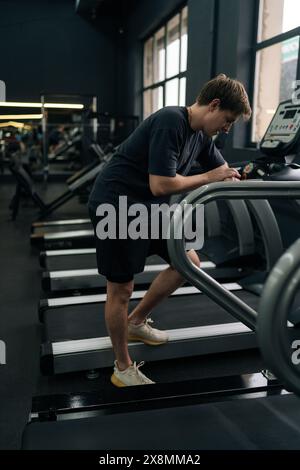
[
  {"xmin": 107, "ymin": 280, "xmax": 134, "ymax": 304},
  {"xmin": 187, "ymin": 250, "xmax": 200, "ymax": 268},
  {"xmin": 168, "ymin": 250, "xmax": 200, "ymax": 275}
]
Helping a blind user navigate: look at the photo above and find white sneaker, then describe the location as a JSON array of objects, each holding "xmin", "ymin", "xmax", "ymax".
[
  {"xmin": 128, "ymin": 318, "xmax": 169, "ymax": 345},
  {"xmin": 111, "ymin": 361, "xmax": 155, "ymax": 387},
  {"xmin": 262, "ymin": 369, "xmax": 278, "ymax": 381}
]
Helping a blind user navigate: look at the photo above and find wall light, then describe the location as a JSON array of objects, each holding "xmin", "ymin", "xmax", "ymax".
[
  {"xmin": 0, "ymin": 114, "xmax": 43, "ymax": 120},
  {"xmin": 0, "ymin": 101, "xmax": 84, "ymax": 109},
  {"xmin": 0, "ymin": 121, "xmax": 31, "ymax": 129}
]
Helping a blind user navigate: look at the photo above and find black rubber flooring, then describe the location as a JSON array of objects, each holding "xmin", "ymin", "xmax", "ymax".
[{"xmin": 0, "ymin": 180, "xmax": 88, "ymax": 449}]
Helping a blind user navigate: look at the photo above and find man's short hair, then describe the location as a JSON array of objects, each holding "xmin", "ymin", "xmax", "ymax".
[{"xmin": 197, "ymin": 74, "xmax": 252, "ymax": 120}]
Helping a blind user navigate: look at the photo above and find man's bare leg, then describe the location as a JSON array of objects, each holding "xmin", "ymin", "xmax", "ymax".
[
  {"xmin": 105, "ymin": 280, "xmax": 134, "ymax": 370},
  {"xmin": 128, "ymin": 250, "xmax": 200, "ymax": 325}
]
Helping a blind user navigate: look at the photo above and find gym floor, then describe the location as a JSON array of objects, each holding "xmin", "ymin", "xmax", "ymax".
[
  {"xmin": 0, "ymin": 180, "xmax": 265, "ymax": 450},
  {"xmin": 0, "ymin": 180, "xmax": 85, "ymax": 449}
]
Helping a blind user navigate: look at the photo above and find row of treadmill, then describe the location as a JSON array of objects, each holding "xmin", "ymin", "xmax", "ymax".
[{"xmin": 22, "ymin": 100, "xmax": 300, "ymax": 450}]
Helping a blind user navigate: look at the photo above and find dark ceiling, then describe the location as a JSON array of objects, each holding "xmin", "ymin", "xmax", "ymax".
[{"xmin": 76, "ymin": 0, "xmax": 139, "ymax": 19}]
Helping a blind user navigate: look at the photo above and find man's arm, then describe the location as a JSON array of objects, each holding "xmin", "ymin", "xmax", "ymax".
[{"xmin": 149, "ymin": 163, "xmax": 240, "ymax": 196}]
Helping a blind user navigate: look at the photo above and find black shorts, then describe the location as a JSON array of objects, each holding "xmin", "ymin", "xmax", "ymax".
[{"xmin": 89, "ymin": 208, "xmax": 171, "ymax": 283}]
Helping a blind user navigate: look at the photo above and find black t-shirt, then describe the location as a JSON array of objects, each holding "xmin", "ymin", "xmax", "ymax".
[{"xmin": 88, "ymin": 106, "xmax": 225, "ymax": 209}]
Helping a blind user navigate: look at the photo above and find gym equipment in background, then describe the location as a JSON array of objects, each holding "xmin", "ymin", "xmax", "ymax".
[{"xmin": 9, "ymin": 143, "xmax": 112, "ymax": 221}]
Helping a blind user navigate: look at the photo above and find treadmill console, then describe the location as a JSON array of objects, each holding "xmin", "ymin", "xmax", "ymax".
[{"xmin": 260, "ymin": 100, "xmax": 300, "ymax": 157}]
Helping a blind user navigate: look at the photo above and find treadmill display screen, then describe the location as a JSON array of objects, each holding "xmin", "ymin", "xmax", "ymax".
[{"xmin": 283, "ymin": 109, "xmax": 297, "ymax": 119}]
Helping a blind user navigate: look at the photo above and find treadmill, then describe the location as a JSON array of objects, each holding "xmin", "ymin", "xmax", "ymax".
[
  {"xmin": 39, "ymin": 186, "xmax": 283, "ymax": 374},
  {"xmin": 41, "ymin": 258, "xmax": 220, "ymax": 293},
  {"xmin": 37, "ymin": 203, "xmax": 223, "ymax": 272},
  {"xmin": 32, "ymin": 228, "xmax": 95, "ymax": 249},
  {"xmin": 30, "ymin": 195, "xmax": 228, "ymax": 250},
  {"xmin": 48, "ymin": 131, "xmax": 82, "ymax": 163},
  {"xmin": 40, "ymin": 199, "xmax": 258, "ymax": 293},
  {"xmin": 31, "ymin": 219, "xmax": 94, "ymax": 250},
  {"xmin": 28, "ymin": 144, "xmax": 111, "ymax": 248},
  {"xmin": 10, "ymin": 144, "xmax": 112, "ymax": 223},
  {"xmin": 38, "ymin": 100, "xmax": 300, "ymax": 375},
  {"xmin": 30, "ymin": 148, "xmax": 254, "ymax": 252},
  {"xmin": 39, "ymin": 196, "xmax": 252, "ymax": 269},
  {"xmin": 23, "ymin": 184, "xmax": 300, "ymax": 450},
  {"xmin": 22, "ymin": 392, "xmax": 300, "ymax": 450},
  {"xmin": 22, "ymin": 101, "xmax": 300, "ymax": 450}
]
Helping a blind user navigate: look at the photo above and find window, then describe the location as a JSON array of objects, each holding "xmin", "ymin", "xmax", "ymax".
[
  {"xmin": 252, "ymin": 0, "xmax": 300, "ymax": 142},
  {"xmin": 143, "ymin": 6, "xmax": 188, "ymax": 119}
]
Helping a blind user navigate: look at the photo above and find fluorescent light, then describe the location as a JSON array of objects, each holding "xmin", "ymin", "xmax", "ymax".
[
  {"xmin": 0, "ymin": 102, "xmax": 41, "ymax": 108},
  {"xmin": 0, "ymin": 114, "xmax": 42, "ymax": 120},
  {"xmin": 44, "ymin": 103, "xmax": 84, "ymax": 109},
  {"xmin": 0, "ymin": 101, "xmax": 84, "ymax": 109},
  {"xmin": 0, "ymin": 121, "xmax": 31, "ymax": 129}
]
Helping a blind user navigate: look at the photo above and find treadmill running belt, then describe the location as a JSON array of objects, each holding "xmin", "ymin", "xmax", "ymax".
[
  {"xmin": 44, "ymin": 291, "xmax": 259, "ymax": 342},
  {"xmin": 45, "ymin": 254, "xmax": 164, "ymax": 271},
  {"xmin": 33, "ymin": 223, "xmax": 92, "ymax": 235},
  {"xmin": 46, "ymin": 253, "xmax": 98, "ymax": 271},
  {"xmin": 22, "ymin": 393, "xmax": 300, "ymax": 450}
]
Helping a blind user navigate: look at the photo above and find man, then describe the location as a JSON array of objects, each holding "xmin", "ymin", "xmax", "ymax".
[{"xmin": 88, "ymin": 74, "xmax": 252, "ymax": 387}]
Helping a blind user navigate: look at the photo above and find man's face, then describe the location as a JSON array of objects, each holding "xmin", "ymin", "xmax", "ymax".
[{"xmin": 202, "ymin": 102, "xmax": 238, "ymax": 137}]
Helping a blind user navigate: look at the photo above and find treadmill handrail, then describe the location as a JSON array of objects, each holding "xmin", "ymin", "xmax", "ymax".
[
  {"xmin": 246, "ymin": 199, "xmax": 283, "ymax": 270},
  {"xmin": 257, "ymin": 237, "xmax": 300, "ymax": 394},
  {"xmin": 167, "ymin": 180, "xmax": 300, "ymax": 331}
]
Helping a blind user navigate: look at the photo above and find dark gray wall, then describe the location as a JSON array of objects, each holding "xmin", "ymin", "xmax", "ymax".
[
  {"xmin": 1, "ymin": 0, "xmax": 258, "ymax": 160},
  {"xmin": 215, "ymin": 0, "xmax": 258, "ymax": 162},
  {"xmin": 185, "ymin": 0, "xmax": 216, "ymax": 104},
  {"xmin": 0, "ymin": 0, "xmax": 117, "ymax": 112}
]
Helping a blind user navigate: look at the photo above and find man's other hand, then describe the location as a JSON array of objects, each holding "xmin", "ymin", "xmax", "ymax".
[
  {"xmin": 223, "ymin": 177, "xmax": 241, "ymax": 181},
  {"xmin": 206, "ymin": 163, "xmax": 241, "ymax": 183}
]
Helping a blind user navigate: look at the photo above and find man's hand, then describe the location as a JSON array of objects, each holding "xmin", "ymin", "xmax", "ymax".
[
  {"xmin": 206, "ymin": 163, "xmax": 240, "ymax": 183},
  {"xmin": 223, "ymin": 177, "xmax": 240, "ymax": 182},
  {"xmin": 149, "ymin": 163, "xmax": 241, "ymax": 197}
]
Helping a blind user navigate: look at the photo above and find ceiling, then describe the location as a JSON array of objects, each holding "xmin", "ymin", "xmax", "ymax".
[{"xmin": 76, "ymin": 0, "xmax": 139, "ymax": 19}]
